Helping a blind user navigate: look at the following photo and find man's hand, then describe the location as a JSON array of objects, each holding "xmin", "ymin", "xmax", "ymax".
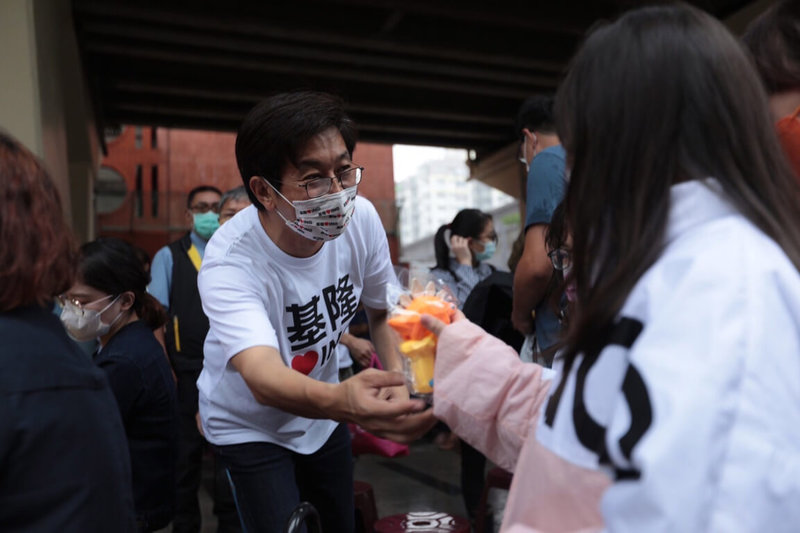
[
  {"xmin": 374, "ymin": 409, "xmax": 438, "ymax": 444},
  {"xmin": 334, "ymin": 369, "xmax": 426, "ymax": 429},
  {"xmin": 341, "ymin": 333, "xmax": 375, "ymax": 368},
  {"xmin": 336, "ymin": 369, "xmax": 436, "ymax": 442},
  {"xmin": 378, "ymin": 382, "xmax": 411, "ymax": 403},
  {"xmin": 450, "ymin": 235, "xmax": 473, "ymax": 266}
]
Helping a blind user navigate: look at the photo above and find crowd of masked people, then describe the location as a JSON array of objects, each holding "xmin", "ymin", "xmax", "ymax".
[{"xmin": 2, "ymin": 2, "xmax": 800, "ymax": 532}]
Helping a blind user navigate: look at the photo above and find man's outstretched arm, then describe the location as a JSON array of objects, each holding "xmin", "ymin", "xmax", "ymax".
[
  {"xmin": 512, "ymin": 223, "xmax": 554, "ymax": 335},
  {"xmin": 230, "ymin": 346, "xmax": 434, "ymax": 442}
]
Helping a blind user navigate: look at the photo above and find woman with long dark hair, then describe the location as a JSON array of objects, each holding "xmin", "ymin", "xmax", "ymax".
[
  {"xmin": 430, "ymin": 208, "xmax": 497, "ymax": 307},
  {"xmin": 0, "ymin": 133, "xmax": 137, "ymax": 531},
  {"xmin": 423, "ymin": 4, "xmax": 800, "ymax": 531},
  {"xmin": 61, "ymin": 237, "xmax": 178, "ymax": 531}
]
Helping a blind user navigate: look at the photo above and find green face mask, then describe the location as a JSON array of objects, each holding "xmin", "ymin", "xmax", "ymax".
[{"xmin": 193, "ymin": 211, "xmax": 220, "ymax": 239}]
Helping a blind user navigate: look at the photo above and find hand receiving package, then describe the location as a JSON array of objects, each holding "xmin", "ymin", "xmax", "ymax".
[{"xmin": 387, "ymin": 273, "xmax": 457, "ymax": 401}]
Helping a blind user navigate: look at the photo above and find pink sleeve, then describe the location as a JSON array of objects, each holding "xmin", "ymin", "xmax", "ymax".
[{"xmin": 432, "ymin": 320, "xmax": 553, "ymax": 472}]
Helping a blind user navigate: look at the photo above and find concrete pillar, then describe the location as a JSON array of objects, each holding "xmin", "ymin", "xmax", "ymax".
[
  {"xmin": 0, "ymin": 0, "xmax": 99, "ymax": 243},
  {"xmin": 0, "ymin": 1, "xmax": 42, "ymax": 155}
]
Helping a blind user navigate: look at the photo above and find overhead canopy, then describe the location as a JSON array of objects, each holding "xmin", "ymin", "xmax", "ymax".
[{"xmin": 73, "ymin": 0, "xmax": 755, "ymax": 159}]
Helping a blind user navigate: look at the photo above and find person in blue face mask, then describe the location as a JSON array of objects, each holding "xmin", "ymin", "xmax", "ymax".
[
  {"xmin": 429, "ymin": 208, "xmax": 500, "ymax": 519},
  {"xmin": 430, "ymin": 208, "xmax": 498, "ymax": 309},
  {"xmin": 146, "ymin": 184, "xmax": 240, "ymax": 533}
]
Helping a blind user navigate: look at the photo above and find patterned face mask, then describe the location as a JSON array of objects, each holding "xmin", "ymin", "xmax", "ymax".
[{"xmin": 264, "ymin": 178, "xmax": 357, "ymax": 242}]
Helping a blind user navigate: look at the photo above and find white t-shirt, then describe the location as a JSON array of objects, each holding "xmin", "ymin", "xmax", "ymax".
[
  {"xmin": 197, "ymin": 196, "xmax": 397, "ymax": 453},
  {"xmin": 337, "ymin": 343, "xmax": 353, "ymax": 370}
]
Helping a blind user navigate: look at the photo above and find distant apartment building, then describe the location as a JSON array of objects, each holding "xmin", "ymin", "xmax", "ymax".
[{"xmin": 396, "ymin": 149, "xmax": 519, "ymax": 270}]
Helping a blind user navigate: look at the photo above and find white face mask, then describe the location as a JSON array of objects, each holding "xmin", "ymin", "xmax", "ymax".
[
  {"xmin": 60, "ymin": 294, "xmax": 122, "ymax": 342},
  {"xmin": 264, "ymin": 178, "xmax": 357, "ymax": 242},
  {"xmin": 519, "ymin": 132, "xmax": 539, "ymax": 173},
  {"xmin": 519, "ymin": 140, "xmax": 530, "ymax": 173}
]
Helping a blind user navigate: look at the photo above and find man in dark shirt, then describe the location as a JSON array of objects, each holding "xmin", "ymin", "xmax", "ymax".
[{"xmin": 149, "ymin": 185, "xmax": 239, "ymax": 532}]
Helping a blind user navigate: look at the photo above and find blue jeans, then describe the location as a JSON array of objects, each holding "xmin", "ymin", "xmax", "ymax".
[{"xmin": 213, "ymin": 424, "xmax": 354, "ymax": 533}]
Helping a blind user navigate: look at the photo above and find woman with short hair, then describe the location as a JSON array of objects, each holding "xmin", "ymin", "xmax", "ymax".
[{"xmin": 0, "ymin": 132, "xmax": 137, "ymax": 531}]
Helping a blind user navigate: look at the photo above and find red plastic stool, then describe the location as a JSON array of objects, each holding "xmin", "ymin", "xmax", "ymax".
[
  {"xmin": 474, "ymin": 466, "xmax": 513, "ymax": 533},
  {"xmin": 354, "ymin": 480, "xmax": 378, "ymax": 533},
  {"xmin": 374, "ymin": 512, "xmax": 470, "ymax": 532}
]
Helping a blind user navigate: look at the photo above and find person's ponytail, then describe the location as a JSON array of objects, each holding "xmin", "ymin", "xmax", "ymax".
[
  {"xmin": 432, "ymin": 223, "xmax": 451, "ymax": 272},
  {"xmin": 136, "ymin": 292, "xmax": 168, "ymax": 330}
]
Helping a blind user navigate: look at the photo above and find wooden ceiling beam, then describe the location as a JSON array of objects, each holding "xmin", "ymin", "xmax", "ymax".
[
  {"xmin": 85, "ymin": 42, "xmax": 548, "ymax": 99},
  {"xmin": 74, "ymin": 0, "xmax": 567, "ymax": 72},
  {"xmin": 108, "ymin": 101, "xmax": 510, "ymax": 142},
  {"xmin": 308, "ymin": 0, "xmax": 596, "ymax": 35},
  {"xmin": 80, "ymin": 20, "xmax": 559, "ymax": 87},
  {"xmin": 108, "ymin": 81, "xmax": 514, "ymax": 127}
]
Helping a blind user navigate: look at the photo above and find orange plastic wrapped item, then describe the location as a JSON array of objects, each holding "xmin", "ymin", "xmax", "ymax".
[
  {"xmin": 386, "ymin": 273, "xmax": 457, "ymax": 400},
  {"xmin": 399, "ymin": 335, "xmax": 437, "ymax": 394},
  {"xmin": 387, "ymin": 294, "xmax": 456, "ymax": 341}
]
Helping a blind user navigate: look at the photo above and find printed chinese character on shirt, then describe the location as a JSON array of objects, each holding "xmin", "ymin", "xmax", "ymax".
[
  {"xmin": 322, "ymin": 274, "xmax": 358, "ymax": 330},
  {"xmin": 285, "ymin": 295, "xmax": 327, "ymax": 351}
]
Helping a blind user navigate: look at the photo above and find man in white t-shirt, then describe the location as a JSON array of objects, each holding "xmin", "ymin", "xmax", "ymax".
[{"xmin": 197, "ymin": 91, "xmax": 434, "ymax": 532}]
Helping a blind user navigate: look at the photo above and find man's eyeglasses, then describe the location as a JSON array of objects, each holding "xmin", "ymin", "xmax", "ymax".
[
  {"xmin": 547, "ymin": 248, "xmax": 572, "ymax": 271},
  {"xmin": 295, "ymin": 167, "xmax": 363, "ymax": 199},
  {"xmin": 189, "ymin": 202, "xmax": 220, "ymax": 214}
]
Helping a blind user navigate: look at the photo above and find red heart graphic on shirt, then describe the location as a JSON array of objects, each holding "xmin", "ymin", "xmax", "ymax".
[{"xmin": 291, "ymin": 351, "xmax": 318, "ymax": 375}]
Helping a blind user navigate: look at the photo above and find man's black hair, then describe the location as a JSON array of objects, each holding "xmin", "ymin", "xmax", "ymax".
[
  {"xmin": 186, "ymin": 185, "xmax": 222, "ymax": 209},
  {"xmin": 235, "ymin": 91, "xmax": 357, "ymax": 210},
  {"xmin": 515, "ymin": 95, "xmax": 556, "ymax": 135}
]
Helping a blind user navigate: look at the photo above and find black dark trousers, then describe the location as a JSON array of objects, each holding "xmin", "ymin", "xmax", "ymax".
[
  {"xmin": 171, "ymin": 367, "xmax": 240, "ymax": 533},
  {"xmin": 460, "ymin": 441, "xmax": 488, "ymax": 527}
]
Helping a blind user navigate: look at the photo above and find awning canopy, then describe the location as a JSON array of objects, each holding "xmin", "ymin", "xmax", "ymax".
[{"xmin": 73, "ymin": 0, "xmax": 756, "ymax": 162}]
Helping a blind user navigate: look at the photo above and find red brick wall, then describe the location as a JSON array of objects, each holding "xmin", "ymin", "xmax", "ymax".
[
  {"xmin": 353, "ymin": 143, "xmax": 399, "ymax": 262},
  {"xmin": 165, "ymin": 129, "xmax": 240, "ymax": 192},
  {"xmin": 98, "ymin": 126, "xmax": 398, "ymax": 262}
]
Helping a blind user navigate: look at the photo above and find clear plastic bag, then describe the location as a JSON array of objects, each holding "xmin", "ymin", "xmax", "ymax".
[{"xmin": 386, "ymin": 268, "xmax": 457, "ymax": 401}]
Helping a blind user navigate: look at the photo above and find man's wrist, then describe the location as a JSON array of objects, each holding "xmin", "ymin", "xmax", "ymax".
[
  {"xmin": 340, "ymin": 332, "xmax": 353, "ymax": 349},
  {"xmin": 305, "ymin": 379, "xmax": 344, "ymax": 421}
]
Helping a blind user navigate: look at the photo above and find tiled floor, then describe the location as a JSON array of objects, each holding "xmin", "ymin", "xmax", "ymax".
[
  {"xmin": 190, "ymin": 435, "xmax": 509, "ymax": 532},
  {"xmin": 353, "ymin": 438, "xmax": 466, "ymax": 519}
]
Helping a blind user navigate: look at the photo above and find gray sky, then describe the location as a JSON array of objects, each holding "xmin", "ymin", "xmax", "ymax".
[{"xmin": 392, "ymin": 145, "xmax": 466, "ymax": 183}]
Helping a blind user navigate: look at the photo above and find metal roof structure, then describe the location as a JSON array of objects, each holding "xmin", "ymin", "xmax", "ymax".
[{"xmin": 73, "ymin": 0, "xmax": 756, "ymax": 159}]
